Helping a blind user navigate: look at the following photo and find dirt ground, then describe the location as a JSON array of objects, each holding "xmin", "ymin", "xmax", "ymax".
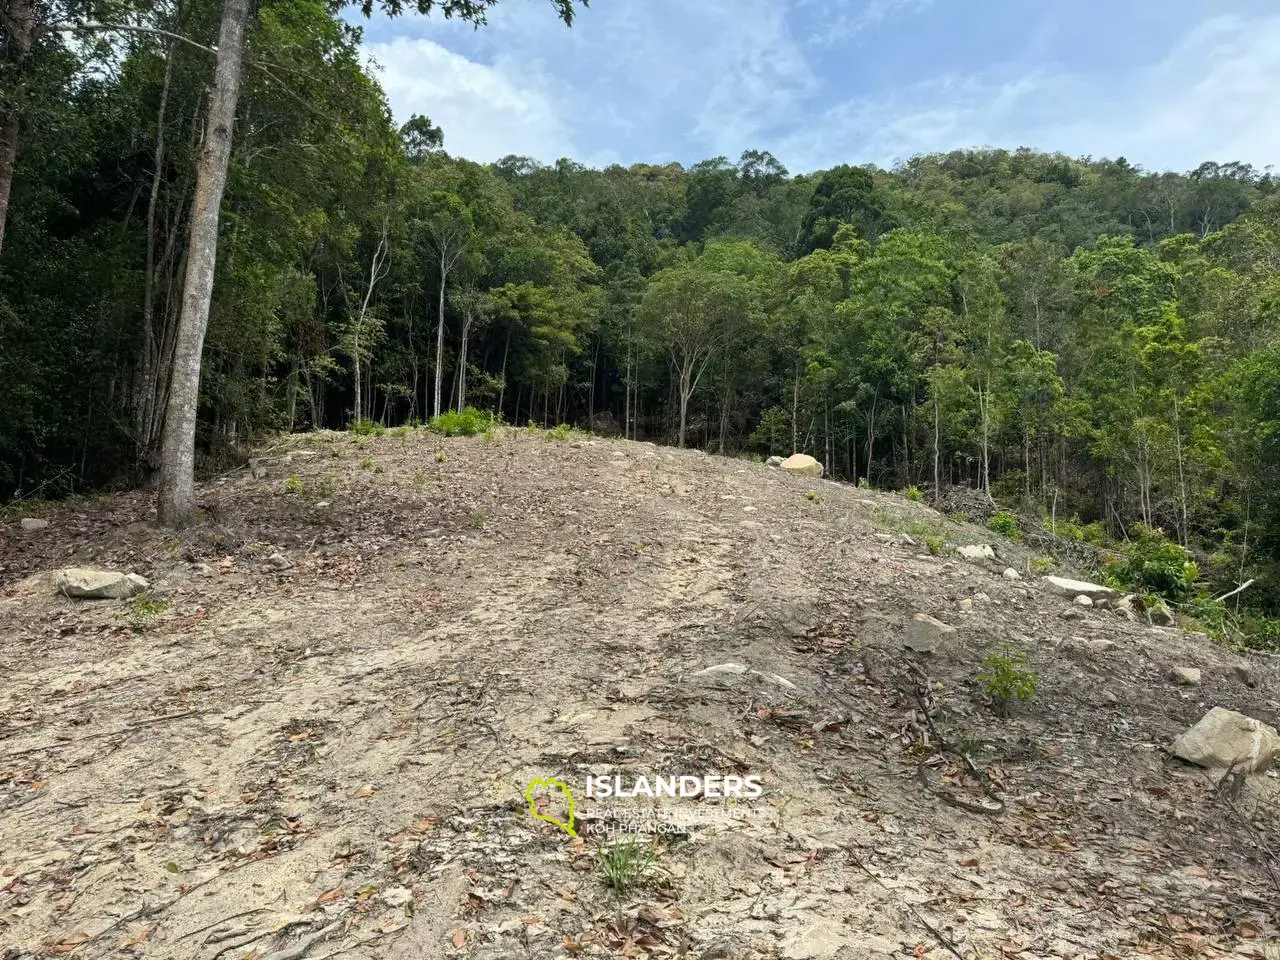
[{"xmin": 2, "ymin": 427, "xmax": 1279, "ymax": 960}]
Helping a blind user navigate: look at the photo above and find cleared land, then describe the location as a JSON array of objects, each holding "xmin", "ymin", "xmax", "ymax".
[{"xmin": 2, "ymin": 427, "xmax": 1278, "ymax": 959}]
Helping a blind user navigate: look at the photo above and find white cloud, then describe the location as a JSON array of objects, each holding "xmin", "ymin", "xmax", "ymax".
[
  {"xmin": 363, "ymin": 37, "xmax": 577, "ymax": 162},
  {"xmin": 795, "ymin": 0, "xmax": 936, "ymax": 47},
  {"xmin": 779, "ymin": 13, "xmax": 1280, "ymax": 172}
]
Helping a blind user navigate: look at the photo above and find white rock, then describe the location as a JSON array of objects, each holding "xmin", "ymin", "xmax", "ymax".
[
  {"xmin": 1002, "ymin": 568, "xmax": 1021, "ymax": 580},
  {"xmin": 56, "ymin": 568, "xmax": 150, "ymax": 600},
  {"xmin": 20, "ymin": 518, "xmax": 49, "ymax": 531},
  {"xmin": 1086, "ymin": 639, "xmax": 1117, "ymax": 653},
  {"xmin": 1149, "ymin": 600, "xmax": 1175, "ymax": 626},
  {"xmin": 780, "ymin": 454, "xmax": 823, "ymax": 478},
  {"xmin": 903, "ymin": 613, "xmax": 956, "ymax": 653},
  {"xmin": 1043, "ymin": 576, "xmax": 1119, "ymax": 602},
  {"xmin": 692, "ymin": 663, "xmax": 750, "ymax": 678},
  {"xmin": 765, "ymin": 456, "xmax": 785, "ymax": 468},
  {"xmin": 957, "ymin": 544, "xmax": 996, "ymax": 562},
  {"xmin": 380, "ymin": 886, "xmax": 413, "ymax": 908},
  {"xmin": 1172, "ymin": 707, "xmax": 1280, "ymax": 772},
  {"xmin": 1074, "ymin": 595, "xmax": 1094, "ymax": 607},
  {"xmin": 959, "ymin": 598, "xmax": 974, "ymax": 612},
  {"xmin": 1171, "ymin": 666, "xmax": 1202, "ymax": 686}
]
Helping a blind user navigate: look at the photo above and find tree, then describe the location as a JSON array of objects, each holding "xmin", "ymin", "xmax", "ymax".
[
  {"xmin": 401, "ymin": 114, "xmax": 444, "ymax": 161},
  {"xmin": 156, "ymin": 0, "xmax": 586, "ymax": 524}
]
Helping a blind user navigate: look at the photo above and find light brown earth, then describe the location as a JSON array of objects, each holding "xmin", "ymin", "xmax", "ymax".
[{"xmin": 2, "ymin": 427, "xmax": 1279, "ymax": 960}]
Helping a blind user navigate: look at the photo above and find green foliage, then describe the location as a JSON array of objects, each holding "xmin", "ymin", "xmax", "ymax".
[
  {"xmin": 359, "ymin": 457, "xmax": 376, "ymax": 471},
  {"xmin": 1031, "ymin": 556, "xmax": 1056, "ymax": 574},
  {"xmin": 925, "ymin": 535, "xmax": 945, "ymax": 556},
  {"xmin": 986, "ymin": 512, "xmax": 1020, "ymax": 539},
  {"xmin": 598, "ymin": 837, "xmax": 658, "ymax": 896},
  {"xmin": 284, "ymin": 474, "xmax": 305, "ymax": 495},
  {"xmin": 429, "ymin": 407, "xmax": 494, "ymax": 437},
  {"xmin": 904, "ymin": 485, "xmax": 924, "ymax": 503},
  {"xmin": 977, "ymin": 645, "xmax": 1038, "ymax": 717},
  {"xmin": 467, "ymin": 508, "xmax": 487, "ymax": 528},
  {"xmin": 350, "ymin": 419, "xmax": 385, "ymax": 438},
  {"xmin": 806, "ymin": 490, "xmax": 821, "ymax": 503},
  {"xmin": 1107, "ymin": 525, "xmax": 1198, "ymax": 600},
  {"xmin": 545, "ymin": 424, "xmax": 573, "ymax": 441}
]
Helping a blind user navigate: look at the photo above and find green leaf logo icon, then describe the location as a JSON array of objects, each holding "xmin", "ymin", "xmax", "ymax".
[{"xmin": 525, "ymin": 777, "xmax": 577, "ymax": 836}]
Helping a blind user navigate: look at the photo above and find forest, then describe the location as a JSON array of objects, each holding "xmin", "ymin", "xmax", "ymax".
[{"xmin": 3, "ymin": 0, "xmax": 1280, "ymax": 637}]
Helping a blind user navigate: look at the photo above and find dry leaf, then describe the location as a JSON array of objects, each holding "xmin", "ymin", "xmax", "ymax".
[
  {"xmin": 315, "ymin": 886, "xmax": 345, "ymax": 904},
  {"xmin": 355, "ymin": 784, "xmax": 376, "ymax": 798},
  {"xmin": 452, "ymin": 929, "xmax": 466, "ymax": 948}
]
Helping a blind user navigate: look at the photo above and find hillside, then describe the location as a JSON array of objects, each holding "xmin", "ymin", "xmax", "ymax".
[{"xmin": 2, "ymin": 428, "xmax": 1278, "ymax": 960}]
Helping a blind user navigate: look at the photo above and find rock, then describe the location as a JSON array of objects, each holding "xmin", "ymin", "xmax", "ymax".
[
  {"xmin": 1074, "ymin": 595, "xmax": 1094, "ymax": 607},
  {"xmin": 1114, "ymin": 594, "xmax": 1141, "ymax": 622},
  {"xmin": 1234, "ymin": 664, "xmax": 1257, "ymax": 688},
  {"xmin": 1171, "ymin": 707, "xmax": 1280, "ymax": 773},
  {"xmin": 1149, "ymin": 600, "xmax": 1175, "ymax": 626},
  {"xmin": 959, "ymin": 598, "xmax": 974, "ymax": 612},
  {"xmin": 1059, "ymin": 608, "xmax": 1083, "ymax": 621},
  {"xmin": 1102, "ymin": 689, "xmax": 1120, "ymax": 705},
  {"xmin": 1042, "ymin": 576, "xmax": 1119, "ymax": 602},
  {"xmin": 1086, "ymin": 639, "xmax": 1117, "ymax": 653},
  {"xmin": 20, "ymin": 517, "xmax": 49, "ymax": 531},
  {"xmin": 779, "ymin": 454, "xmax": 823, "ymax": 478},
  {"xmin": 1002, "ymin": 567, "xmax": 1021, "ymax": 580},
  {"xmin": 692, "ymin": 663, "xmax": 750, "ymax": 679},
  {"xmin": 195, "ymin": 563, "xmax": 215, "ymax": 577},
  {"xmin": 380, "ymin": 886, "xmax": 413, "ymax": 908},
  {"xmin": 56, "ymin": 568, "xmax": 150, "ymax": 600},
  {"xmin": 314, "ymin": 500, "xmax": 331, "ymax": 509},
  {"xmin": 1170, "ymin": 666, "xmax": 1202, "ymax": 686},
  {"xmin": 1095, "ymin": 598, "xmax": 1111, "ymax": 610},
  {"xmin": 765, "ymin": 456, "xmax": 785, "ymax": 468},
  {"xmin": 248, "ymin": 458, "xmax": 268, "ymax": 480},
  {"xmin": 903, "ymin": 613, "xmax": 956, "ymax": 654},
  {"xmin": 899, "ymin": 534, "xmax": 916, "ymax": 547},
  {"xmin": 267, "ymin": 552, "xmax": 291, "ymax": 570},
  {"xmin": 957, "ymin": 544, "xmax": 996, "ymax": 562}
]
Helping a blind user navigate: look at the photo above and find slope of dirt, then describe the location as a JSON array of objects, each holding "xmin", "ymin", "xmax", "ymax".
[{"xmin": 2, "ymin": 427, "xmax": 1278, "ymax": 960}]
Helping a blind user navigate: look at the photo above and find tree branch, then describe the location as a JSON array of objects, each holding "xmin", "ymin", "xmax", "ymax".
[{"xmin": 53, "ymin": 22, "xmax": 218, "ymax": 57}]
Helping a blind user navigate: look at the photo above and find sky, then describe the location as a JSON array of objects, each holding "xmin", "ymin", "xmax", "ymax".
[{"xmin": 359, "ymin": 0, "xmax": 1280, "ymax": 174}]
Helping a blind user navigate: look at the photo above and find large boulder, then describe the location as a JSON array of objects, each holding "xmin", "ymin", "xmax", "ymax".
[
  {"xmin": 20, "ymin": 518, "xmax": 50, "ymax": 531},
  {"xmin": 56, "ymin": 568, "xmax": 150, "ymax": 600},
  {"xmin": 1171, "ymin": 707, "xmax": 1280, "ymax": 773},
  {"xmin": 957, "ymin": 544, "xmax": 996, "ymax": 562},
  {"xmin": 780, "ymin": 454, "xmax": 823, "ymax": 478},
  {"xmin": 1042, "ymin": 576, "xmax": 1118, "ymax": 603}
]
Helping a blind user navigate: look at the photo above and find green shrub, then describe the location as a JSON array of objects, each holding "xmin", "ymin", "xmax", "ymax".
[
  {"xmin": 545, "ymin": 423, "xmax": 572, "ymax": 441},
  {"xmin": 925, "ymin": 535, "xmax": 945, "ymax": 556},
  {"xmin": 806, "ymin": 490, "xmax": 821, "ymax": 503},
  {"xmin": 359, "ymin": 457, "xmax": 375, "ymax": 471},
  {"xmin": 904, "ymin": 485, "xmax": 923, "ymax": 503},
  {"xmin": 1107, "ymin": 525, "xmax": 1197, "ymax": 601},
  {"xmin": 283, "ymin": 473, "xmax": 305, "ymax": 495},
  {"xmin": 598, "ymin": 837, "xmax": 658, "ymax": 896},
  {"xmin": 987, "ymin": 512, "xmax": 1020, "ymax": 539},
  {"xmin": 349, "ymin": 419, "xmax": 384, "ymax": 437},
  {"xmin": 977, "ymin": 645, "xmax": 1038, "ymax": 717},
  {"xmin": 429, "ymin": 407, "xmax": 494, "ymax": 437},
  {"xmin": 1031, "ymin": 556, "xmax": 1056, "ymax": 574}
]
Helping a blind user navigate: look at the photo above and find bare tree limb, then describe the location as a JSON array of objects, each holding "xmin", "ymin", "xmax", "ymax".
[{"xmin": 52, "ymin": 21, "xmax": 218, "ymax": 56}]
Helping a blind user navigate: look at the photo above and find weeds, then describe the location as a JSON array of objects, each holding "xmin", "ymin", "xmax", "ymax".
[
  {"xmin": 349, "ymin": 419, "xmax": 384, "ymax": 438},
  {"xmin": 904, "ymin": 485, "xmax": 923, "ymax": 502},
  {"xmin": 412, "ymin": 467, "xmax": 427, "ymax": 486},
  {"xmin": 806, "ymin": 490, "xmax": 822, "ymax": 503},
  {"xmin": 429, "ymin": 407, "xmax": 494, "ymax": 437},
  {"xmin": 977, "ymin": 644, "xmax": 1038, "ymax": 717},
  {"xmin": 925, "ymin": 535, "xmax": 946, "ymax": 556},
  {"xmin": 467, "ymin": 508, "xmax": 486, "ymax": 529},
  {"xmin": 1031, "ymin": 556, "xmax": 1056, "ymax": 574},
  {"xmin": 122, "ymin": 592, "xmax": 171, "ymax": 630},
  {"xmin": 987, "ymin": 512, "xmax": 1021, "ymax": 539},
  {"xmin": 598, "ymin": 837, "xmax": 658, "ymax": 896},
  {"xmin": 545, "ymin": 423, "xmax": 572, "ymax": 441},
  {"xmin": 359, "ymin": 457, "xmax": 375, "ymax": 471},
  {"xmin": 283, "ymin": 474, "xmax": 305, "ymax": 495}
]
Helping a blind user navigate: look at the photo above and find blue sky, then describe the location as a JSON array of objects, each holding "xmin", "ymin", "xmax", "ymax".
[{"xmin": 359, "ymin": 0, "xmax": 1280, "ymax": 174}]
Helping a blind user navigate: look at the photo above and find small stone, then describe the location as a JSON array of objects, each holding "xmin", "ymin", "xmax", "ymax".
[
  {"xmin": 1095, "ymin": 598, "xmax": 1111, "ymax": 610},
  {"xmin": 195, "ymin": 563, "xmax": 214, "ymax": 577},
  {"xmin": 1002, "ymin": 568, "xmax": 1021, "ymax": 580},
  {"xmin": 692, "ymin": 663, "xmax": 750, "ymax": 679},
  {"xmin": 267, "ymin": 553, "xmax": 291, "ymax": 570},
  {"xmin": 765, "ymin": 456, "xmax": 784, "ymax": 468},
  {"xmin": 1102, "ymin": 689, "xmax": 1120, "ymax": 705},
  {"xmin": 20, "ymin": 518, "xmax": 49, "ymax": 531},
  {"xmin": 959, "ymin": 598, "xmax": 974, "ymax": 612},
  {"xmin": 1149, "ymin": 600, "xmax": 1175, "ymax": 626},
  {"xmin": 974, "ymin": 592, "xmax": 991, "ymax": 602},
  {"xmin": 1086, "ymin": 639, "xmax": 1117, "ymax": 653},
  {"xmin": 957, "ymin": 544, "xmax": 996, "ymax": 562},
  {"xmin": 1234, "ymin": 664, "xmax": 1257, "ymax": 688},
  {"xmin": 903, "ymin": 613, "xmax": 956, "ymax": 654},
  {"xmin": 899, "ymin": 534, "xmax": 916, "ymax": 546},
  {"xmin": 1074, "ymin": 595, "xmax": 1094, "ymax": 607},
  {"xmin": 314, "ymin": 501, "xmax": 331, "ymax": 509},
  {"xmin": 380, "ymin": 886, "xmax": 413, "ymax": 908},
  {"xmin": 1171, "ymin": 666, "xmax": 1202, "ymax": 686},
  {"xmin": 1059, "ymin": 608, "xmax": 1083, "ymax": 621}
]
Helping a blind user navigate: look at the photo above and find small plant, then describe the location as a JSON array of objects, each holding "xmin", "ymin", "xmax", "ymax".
[
  {"xmin": 987, "ymin": 512, "xmax": 1021, "ymax": 539},
  {"xmin": 598, "ymin": 837, "xmax": 658, "ymax": 896},
  {"xmin": 857, "ymin": 477, "xmax": 871, "ymax": 490},
  {"xmin": 1106, "ymin": 525, "xmax": 1198, "ymax": 601},
  {"xmin": 391, "ymin": 426, "xmax": 410, "ymax": 440},
  {"xmin": 283, "ymin": 474, "xmax": 305, "ymax": 495},
  {"xmin": 1031, "ymin": 556, "xmax": 1056, "ymax": 574},
  {"xmin": 412, "ymin": 467, "xmax": 427, "ymax": 486},
  {"xmin": 429, "ymin": 407, "xmax": 494, "ymax": 437},
  {"xmin": 435, "ymin": 449, "xmax": 447, "ymax": 464},
  {"xmin": 545, "ymin": 423, "xmax": 572, "ymax": 441},
  {"xmin": 349, "ymin": 418, "xmax": 384, "ymax": 438},
  {"xmin": 977, "ymin": 645, "xmax": 1038, "ymax": 717},
  {"xmin": 925, "ymin": 535, "xmax": 945, "ymax": 556},
  {"xmin": 467, "ymin": 508, "xmax": 486, "ymax": 529},
  {"xmin": 904, "ymin": 485, "xmax": 923, "ymax": 503},
  {"xmin": 953, "ymin": 732, "xmax": 987, "ymax": 758},
  {"xmin": 806, "ymin": 490, "xmax": 821, "ymax": 503},
  {"xmin": 952, "ymin": 511, "xmax": 969, "ymax": 524},
  {"xmin": 359, "ymin": 457, "xmax": 375, "ymax": 471},
  {"xmin": 122, "ymin": 592, "xmax": 171, "ymax": 629}
]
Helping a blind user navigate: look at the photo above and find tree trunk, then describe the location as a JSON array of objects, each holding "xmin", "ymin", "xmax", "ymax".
[
  {"xmin": 433, "ymin": 258, "xmax": 447, "ymax": 419},
  {"xmin": 157, "ymin": 0, "xmax": 250, "ymax": 526},
  {"xmin": 455, "ymin": 304, "xmax": 472, "ymax": 413},
  {"xmin": 0, "ymin": 0, "xmax": 35, "ymax": 260},
  {"xmin": 678, "ymin": 357, "xmax": 692, "ymax": 448}
]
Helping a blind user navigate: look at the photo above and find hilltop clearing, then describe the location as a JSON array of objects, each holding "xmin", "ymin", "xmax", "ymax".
[{"xmin": 2, "ymin": 428, "xmax": 1278, "ymax": 960}]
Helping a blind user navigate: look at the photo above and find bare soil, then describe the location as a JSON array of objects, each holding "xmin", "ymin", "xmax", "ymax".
[{"xmin": 2, "ymin": 427, "xmax": 1278, "ymax": 960}]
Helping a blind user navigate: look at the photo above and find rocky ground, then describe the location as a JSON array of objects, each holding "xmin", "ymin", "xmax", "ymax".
[{"xmin": 2, "ymin": 426, "xmax": 1278, "ymax": 960}]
